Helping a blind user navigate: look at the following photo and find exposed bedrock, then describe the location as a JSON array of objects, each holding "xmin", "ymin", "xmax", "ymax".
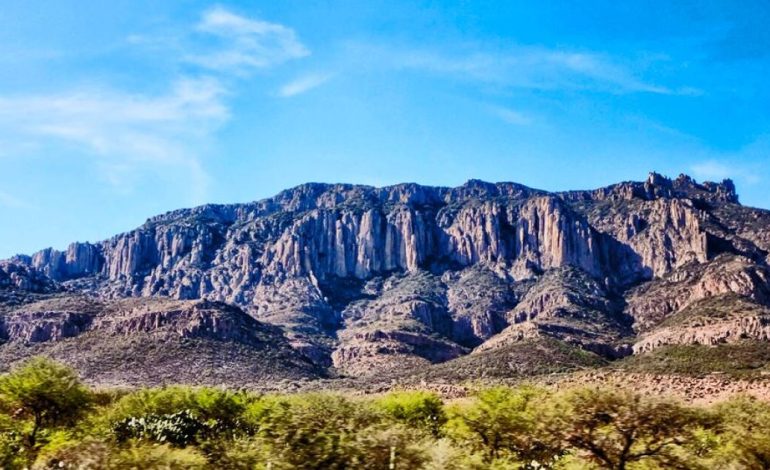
[{"xmin": 8, "ymin": 172, "xmax": 769, "ymax": 375}]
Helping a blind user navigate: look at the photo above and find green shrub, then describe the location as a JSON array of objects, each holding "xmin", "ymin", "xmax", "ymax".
[
  {"xmin": 0, "ymin": 428, "xmax": 25, "ymax": 469},
  {"xmin": 374, "ymin": 390, "xmax": 446, "ymax": 437},
  {"xmin": 103, "ymin": 385, "xmax": 252, "ymax": 438},
  {"xmin": 5, "ymin": 358, "xmax": 770, "ymax": 469},
  {"xmin": 33, "ymin": 438, "xmax": 208, "ymax": 469},
  {"xmin": 714, "ymin": 396, "xmax": 770, "ymax": 468},
  {"xmin": 444, "ymin": 385, "xmax": 559, "ymax": 465},
  {"xmin": 113, "ymin": 409, "xmax": 208, "ymax": 447},
  {"xmin": 110, "ymin": 441, "xmax": 208, "ymax": 468},
  {"xmin": 240, "ymin": 393, "xmax": 432, "ymax": 468},
  {"xmin": 549, "ymin": 387, "xmax": 704, "ymax": 469},
  {"xmin": 0, "ymin": 357, "xmax": 92, "ymax": 462}
]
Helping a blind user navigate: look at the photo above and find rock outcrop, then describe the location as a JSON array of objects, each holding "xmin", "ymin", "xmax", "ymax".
[
  {"xmin": 0, "ymin": 295, "xmax": 323, "ymax": 387},
  {"xmin": 631, "ymin": 294, "xmax": 770, "ymax": 353},
  {"xmin": 0, "ymin": 310, "xmax": 92, "ymax": 343},
  {"xmin": 625, "ymin": 255, "xmax": 770, "ymax": 332},
  {"xmin": 476, "ymin": 266, "xmax": 632, "ymax": 358},
  {"xmin": 3, "ymin": 171, "xmax": 770, "ymax": 380},
  {"xmin": 0, "ymin": 261, "xmax": 57, "ymax": 293}
]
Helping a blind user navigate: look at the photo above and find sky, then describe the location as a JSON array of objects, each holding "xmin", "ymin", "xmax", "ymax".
[{"xmin": 1, "ymin": 0, "xmax": 769, "ymax": 258}]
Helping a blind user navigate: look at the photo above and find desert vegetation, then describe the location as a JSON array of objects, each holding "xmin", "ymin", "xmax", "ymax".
[{"xmin": 1, "ymin": 357, "xmax": 770, "ymax": 469}]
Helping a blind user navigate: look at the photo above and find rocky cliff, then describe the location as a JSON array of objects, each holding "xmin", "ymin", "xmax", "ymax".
[{"xmin": 4, "ymin": 171, "xmax": 770, "ymax": 384}]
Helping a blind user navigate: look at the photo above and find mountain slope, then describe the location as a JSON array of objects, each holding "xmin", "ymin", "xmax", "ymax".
[{"xmin": 4, "ymin": 171, "xmax": 770, "ymax": 386}]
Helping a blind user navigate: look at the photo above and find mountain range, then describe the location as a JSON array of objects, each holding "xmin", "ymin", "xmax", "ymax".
[{"xmin": 3, "ymin": 172, "xmax": 770, "ymax": 395}]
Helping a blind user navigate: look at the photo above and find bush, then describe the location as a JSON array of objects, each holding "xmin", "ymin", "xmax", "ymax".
[
  {"xmin": 103, "ymin": 385, "xmax": 251, "ymax": 438},
  {"xmin": 32, "ymin": 438, "xmax": 208, "ymax": 469},
  {"xmin": 714, "ymin": 396, "xmax": 770, "ymax": 468},
  {"xmin": 0, "ymin": 357, "xmax": 92, "ymax": 462},
  {"xmin": 550, "ymin": 387, "xmax": 704, "ymax": 469},
  {"xmin": 374, "ymin": 390, "xmax": 446, "ymax": 437},
  {"xmin": 113, "ymin": 409, "xmax": 208, "ymax": 447},
  {"xmin": 4, "ymin": 358, "xmax": 770, "ymax": 469},
  {"xmin": 444, "ymin": 385, "xmax": 559, "ymax": 465}
]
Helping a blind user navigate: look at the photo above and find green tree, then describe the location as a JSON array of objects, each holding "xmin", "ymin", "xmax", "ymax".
[
  {"xmin": 444, "ymin": 385, "xmax": 559, "ymax": 465},
  {"xmin": 551, "ymin": 387, "xmax": 701, "ymax": 470},
  {"xmin": 0, "ymin": 357, "xmax": 91, "ymax": 456},
  {"xmin": 244, "ymin": 393, "xmax": 426, "ymax": 469},
  {"xmin": 374, "ymin": 390, "xmax": 447, "ymax": 437},
  {"xmin": 715, "ymin": 396, "xmax": 770, "ymax": 469}
]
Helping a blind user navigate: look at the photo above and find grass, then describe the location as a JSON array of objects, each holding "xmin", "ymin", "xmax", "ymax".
[
  {"xmin": 657, "ymin": 294, "xmax": 770, "ymax": 329},
  {"xmin": 613, "ymin": 341, "xmax": 770, "ymax": 379}
]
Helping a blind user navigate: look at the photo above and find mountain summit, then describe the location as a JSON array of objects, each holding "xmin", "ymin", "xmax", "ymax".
[{"xmin": 3, "ymin": 172, "xmax": 769, "ymax": 388}]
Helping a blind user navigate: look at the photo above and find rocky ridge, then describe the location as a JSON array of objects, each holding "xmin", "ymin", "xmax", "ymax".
[{"xmin": 4, "ymin": 171, "xmax": 770, "ymax": 386}]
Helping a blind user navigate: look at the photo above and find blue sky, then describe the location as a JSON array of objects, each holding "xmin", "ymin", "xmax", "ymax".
[{"xmin": 1, "ymin": 1, "xmax": 769, "ymax": 258}]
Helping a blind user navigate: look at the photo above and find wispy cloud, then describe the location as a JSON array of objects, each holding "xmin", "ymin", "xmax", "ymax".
[
  {"xmin": 0, "ymin": 7, "xmax": 309, "ymax": 201},
  {"xmin": 0, "ymin": 190, "xmax": 33, "ymax": 209},
  {"xmin": 690, "ymin": 136, "xmax": 770, "ymax": 185},
  {"xmin": 278, "ymin": 73, "xmax": 332, "ymax": 97},
  {"xmin": 0, "ymin": 77, "xmax": 227, "ymax": 198},
  {"xmin": 186, "ymin": 6, "xmax": 309, "ymax": 73},
  {"xmin": 489, "ymin": 105, "xmax": 532, "ymax": 125},
  {"xmin": 691, "ymin": 159, "xmax": 761, "ymax": 185},
  {"xmin": 350, "ymin": 43, "xmax": 692, "ymax": 95},
  {"xmin": 691, "ymin": 160, "xmax": 734, "ymax": 181}
]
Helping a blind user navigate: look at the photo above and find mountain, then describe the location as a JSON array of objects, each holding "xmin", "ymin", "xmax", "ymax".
[{"xmin": 3, "ymin": 171, "xmax": 770, "ymax": 391}]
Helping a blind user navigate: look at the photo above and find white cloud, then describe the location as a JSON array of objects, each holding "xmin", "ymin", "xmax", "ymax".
[
  {"xmin": 691, "ymin": 159, "xmax": 762, "ymax": 185},
  {"xmin": 0, "ymin": 7, "xmax": 310, "ymax": 202},
  {"xmin": 0, "ymin": 190, "xmax": 33, "ymax": 209},
  {"xmin": 691, "ymin": 160, "xmax": 733, "ymax": 181},
  {"xmin": 351, "ymin": 43, "xmax": 689, "ymax": 95},
  {"xmin": 186, "ymin": 6, "xmax": 309, "ymax": 73},
  {"xmin": 278, "ymin": 73, "xmax": 332, "ymax": 97},
  {"xmin": 490, "ymin": 106, "xmax": 532, "ymax": 125},
  {"xmin": 688, "ymin": 137, "xmax": 770, "ymax": 187},
  {"xmin": 0, "ymin": 77, "xmax": 227, "ymax": 198}
]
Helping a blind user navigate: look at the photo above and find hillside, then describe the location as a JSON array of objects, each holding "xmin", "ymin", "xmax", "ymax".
[{"xmin": 4, "ymin": 171, "xmax": 770, "ymax": 390}]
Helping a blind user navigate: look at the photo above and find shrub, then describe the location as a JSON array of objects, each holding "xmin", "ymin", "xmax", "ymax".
[
  {"xmin": 241, "ymin": 393, "xmax": 432, "ymax": 468},
  {"xmin": 0, "ymin": 357, "xmax": 92, "ymax": 460},
  {"xmin": 714, "ymin": 396, "xmax": 770, "ymax": 468},
  {"xmin": 103, "ymin": 385, "xmax": 252, "ymax": 438},
  {"xmin": 550, "ymin": 387, "xmax": 703, "ymax": 469},
  {"xmin": 113, "ymin": 409, "xmax": 208, "ymax": 447},
  {"xmin": 444, "ymin": 385, "xmax": 559, "ymax": 465},
  {"xmin": 374, "ymin": 390, "xmax": 446, "ymax": 437}
]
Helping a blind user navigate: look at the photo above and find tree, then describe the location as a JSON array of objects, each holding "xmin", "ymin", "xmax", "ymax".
[
  {"xmin": 0, "ymin": 357, "xmax": 91, "ymax": 453},
  {"xmin": 715, "ymin": 396, "xmax": 770, "ymax": 469},
  {"xmin": 444, "ymin": 386, "xmax": 560, "ymax": 465},
  {"xmin": 551, "ymin": 387, "xmax": 701, "ymax": 470},
  {"xmin": 374, "ymin": 390, "xmax": 447, "ymax": 437}
]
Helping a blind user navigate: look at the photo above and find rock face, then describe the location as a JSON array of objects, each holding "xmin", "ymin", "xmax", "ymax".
[
  {"xmin": 625, "ymin": 255, "xmax": 770, "ymax": 332},
  {"xmin": 4, "ymin": 171, "xmax": 770, "ymax": 380},
  {"xmin": 0, "ymin": 310, "xmax": 92, "ymax": 343},
  {"xmin": 0, "ymin": 295, "xmax": 322, "ymax": 387},
  {"xmin": 0, "ymin": 261, "xmax": 57, "ymax": 293},
  {"xmin": 631, "ymin": 294, "xmax": 770, "ymax": 353},
  {"xmin": 476, "ymin": 266, "xmax": 631, "ymax": 358}
]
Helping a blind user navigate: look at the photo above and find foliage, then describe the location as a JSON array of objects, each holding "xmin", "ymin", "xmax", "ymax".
[
  {"xmin": 1, "ymin": 357, "xmax": 770, "ymax": 469},
  {"xmin": 0, "ymin": 356, "xmax": 91, "ymax": 463},
  {"xmin": 615, "ymin": 341, "xmax": 770, "ymax": 378},
  {"xmin": 38, "ymin": 439, "xmax": 208, "ymax": 469},
  {"xmin": 374, "ymin": 390, "xmax": 446, "ymax": 437},
  {"xmin": 113, "ymin": 409, "xmax": 208, "ymax": 447},
  {"xmin": 444, "ymin": 385, "xmax": 561, "ymax": 466},
  {"xmin": 714, "ymin": 396, "xmax": 770, "ymax": 468},
  {"xmin": 549, "ymin": 387, "xmax": 704, "ymax": 469},
  {"xmin": 100, "ymin": 385, "xmax": 251, "ymax": 439},
  {"xmin": 244, "ymin": 393, "xmax": 427, "ymax": 469}
]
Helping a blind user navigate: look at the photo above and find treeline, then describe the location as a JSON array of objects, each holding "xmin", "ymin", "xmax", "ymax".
[{"xmin": 1, "ymin": 358, "xmax": 770, "ymax": 469}]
